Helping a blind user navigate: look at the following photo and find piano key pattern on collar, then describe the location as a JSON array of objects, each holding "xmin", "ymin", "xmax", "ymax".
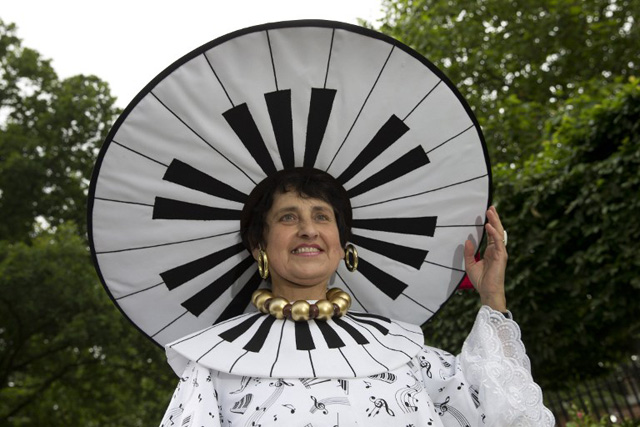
[{"xmin": 166, "ymin": 311, "xmax": 425, "ymax": 379}]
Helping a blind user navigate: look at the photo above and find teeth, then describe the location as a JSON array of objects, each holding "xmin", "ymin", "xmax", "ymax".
[{"xmin": 292, "ymin": 247, "xmax": 321, "ymax": 254}]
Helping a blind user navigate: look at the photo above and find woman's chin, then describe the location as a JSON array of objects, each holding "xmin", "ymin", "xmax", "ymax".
[{"xmin": 272, "ymin": 271, "xmax": 331, "ymax": 291}]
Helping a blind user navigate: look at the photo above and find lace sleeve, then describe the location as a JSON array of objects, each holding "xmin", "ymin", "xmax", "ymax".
[
  {"xmin": 159, "ymin": 360, "xmax": 222, "ymax": 427},
  {"xmin": 460, "ymin": 306, "xmax": 555, "ymax": 426}
]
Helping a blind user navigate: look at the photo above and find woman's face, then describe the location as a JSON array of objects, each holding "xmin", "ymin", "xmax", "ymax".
[{"xmin": 256, "ymin": 191, "xmax": 344, "ymax": 296}]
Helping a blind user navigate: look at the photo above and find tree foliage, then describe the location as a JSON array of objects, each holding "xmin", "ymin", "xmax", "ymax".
[
  {"xmin": 0, "ymin": 19, "xmax": 175, "ymax": 425},
  {"xmin": 0, "ymin": 226, "xmax": 175, "ymax": 425},
  {"xmin": 377, "ymin": 0, "xmax": 639, "ymax": 164},
  {"xmin": 421, "ymin": 79, "xmax": 640, "ymax": 389},
  {"xmin": 497, "ymin": 80, "xmax": 640, "ymax": 386},
  {"xmin": 376, "ymin": 0, "xmax": 640, "ymax": 390},
  {"xmin": 0, "ymin": 20, "xmax": 116, "ymax": 242}
]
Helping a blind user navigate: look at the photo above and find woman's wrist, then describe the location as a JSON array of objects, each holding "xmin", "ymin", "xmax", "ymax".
[{"xmin": 480, "ymin": 293, "xmax": 507, "ymax": 313}]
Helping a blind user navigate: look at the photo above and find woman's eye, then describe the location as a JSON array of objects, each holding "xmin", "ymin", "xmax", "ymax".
[
  {"xmin": 316, "ymin": 214, "xmax": 330, "ymax": 221},
  {"xmin": 280, "ymin": 214, "xmax": 296, "ymax": 222}
]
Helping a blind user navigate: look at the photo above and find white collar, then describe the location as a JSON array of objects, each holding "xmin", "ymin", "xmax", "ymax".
[{"xmin": 166, "ymin": 311, "xmax": 424, "ymax": 378}]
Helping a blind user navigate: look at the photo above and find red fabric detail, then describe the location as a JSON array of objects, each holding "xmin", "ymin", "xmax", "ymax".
[{"xmin": 458, "ymin": 253, "xmax": 481, "ymax": 290}]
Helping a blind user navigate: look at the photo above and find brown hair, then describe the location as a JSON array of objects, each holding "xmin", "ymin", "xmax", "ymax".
[{"xmin": 240, "ymin": 168, "xmax": 352, "ymax": 251}]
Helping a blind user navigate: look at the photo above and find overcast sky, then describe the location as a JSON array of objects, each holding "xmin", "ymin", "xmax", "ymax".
[{"xmin": 3, "ymin": 0, "xmax": 385, "ymax": 107}]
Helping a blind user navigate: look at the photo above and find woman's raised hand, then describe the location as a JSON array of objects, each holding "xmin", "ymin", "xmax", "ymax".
[{"xmin": 463, "ymin": 206, "xmax": 508, "ymax": 312}]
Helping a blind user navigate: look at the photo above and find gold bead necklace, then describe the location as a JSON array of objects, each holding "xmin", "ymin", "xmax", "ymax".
[{"xmin": 251, "ymin": 288, "xmax": 352, "ymax": 321}]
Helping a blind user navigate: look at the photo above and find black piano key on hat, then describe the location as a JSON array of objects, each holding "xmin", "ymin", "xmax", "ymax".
[
  {"xmin": 353, "ymin": 216, "xmax": 437, "ymax": 237},
  {"xmin": 332, "ymin": 318, "xmax": 369, "ymax": 345},
  {"xmin": 265, "ymin": 90, "xmax": 295, "ymax": 169},
  {"xmin": 243, "ymin": 315, "xmax": 277, "ymax": 352},
  {"xmin": 223, "ymin": 103, "xmax": 277, "ymax": 176},
  {"xmin": 346, "ymin": 146, "xmax": 430, "ymax": 198},
  {"xmin": 295, "ymin": 321, "xmax": 316, "ymax": 350},
  {"xmin": 314, "ymin": 320, "xmax": 345, "ymax": 348},
  {"xmin": 357, "ymin": 257, "xmax": 408, "ymax": 300},
  {"xmin": 215, "ymin": 272, "xmax": 263, "ymax": 324},
  {"xmin": 350, "ymin": 234, "xmax": 427, "ymax": 270},
  {"xmin": 161, "ymin": 243, "xmax": 246, "ymax": 290},
  {"xmin": 336, "ymin": 115, "xmax": 409, "ymax": 185},
  {"xmin": 163, "ymin": 159, "xmax": 248, "ymax": 204},
  {"xmin": 153, "ymin": 197, "xmax": 241, "ymax": 221},
  {"xmin": 304, "ymin": 88, "xmax": 337, "ymax": 168},
  {"xmin": 181, "ymin": 256, "xmax": 254, "ymax": 316}
]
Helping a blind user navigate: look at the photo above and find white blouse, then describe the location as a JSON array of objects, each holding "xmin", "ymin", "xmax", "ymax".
[{"xmin": 160, "ymin": 306, "xmax": 554, "ymax": 426}]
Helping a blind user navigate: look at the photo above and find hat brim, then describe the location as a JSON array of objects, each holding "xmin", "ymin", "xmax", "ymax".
[{"xmin": 88, "ymin": 20, "xmax": 491, "ymax": 347}]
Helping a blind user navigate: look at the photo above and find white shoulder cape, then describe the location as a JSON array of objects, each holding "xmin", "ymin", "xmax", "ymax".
[{"xmin": 166, "ymin": 310, "xmax": 424, "ymax": 379}]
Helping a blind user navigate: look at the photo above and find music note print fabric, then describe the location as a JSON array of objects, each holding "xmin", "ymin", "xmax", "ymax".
[{"xmin": 160, "ymin": 354, "xmax": 475, "ymax": 426}]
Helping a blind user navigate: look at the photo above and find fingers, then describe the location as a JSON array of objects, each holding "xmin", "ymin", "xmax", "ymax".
[
  {"xmin": 486, "ymin": 207, "xmax": 507, "ymax": 247},
  {"xmin": 486, "ymin": 227, "xmax": 509, "ymax": 270},
  {"xmin": 485, "ymin": 222, "xmax": 506, "ymax": 250},
  {"xmin": 463, "ymin": 239, "xmax": 476, "ymax": 266},
  {"xmin": 486, "ymin": 206, "xmax": 504, "ymax": 234},
  {"xmin": 463, "ymin": 239, "xmax": 479, "ymax": 284},
  {"xmin": 485, "ymin": 222, "xmax": 499, "ymax": 242}
]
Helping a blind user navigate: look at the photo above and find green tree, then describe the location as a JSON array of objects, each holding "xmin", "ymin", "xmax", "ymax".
[
  {"xmin": 0, "ymin": 19, "xmax": 176, "ymax": 425},
  {"xmin": 499, "ymin": 79, "xmax": 640, "ymax": 386},
  {"xmin": 421, "ymin": 79, "xmax": 640, "ymax": 389},
  {"xmin": 0, "ymin": 19, "xmax": 116, "ymax": 241},
  {"xmin": 377, "ymin": 0, "xmax": 639, "ymax": 164},
  {"xmin": 376, "ymin": 0, "xmax": 640, "ymax": 391},
  {"xmin": 0, "ymin": 226, "xmax": 176, "ymax": 425}
]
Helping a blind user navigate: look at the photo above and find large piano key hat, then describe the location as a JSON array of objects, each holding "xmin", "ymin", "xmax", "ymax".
[{"xmin": 88, "ymin": 20, "xmax": 492, "ymax": 347}]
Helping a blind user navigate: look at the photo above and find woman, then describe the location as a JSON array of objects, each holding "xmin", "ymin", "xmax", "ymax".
[
  {"xmin": 86, "ymin": 19, "xmax": 554, "ymax": 427},
  {"xmin": 159, "ymin": 168, "xmax": 554, "ymax": 426}
]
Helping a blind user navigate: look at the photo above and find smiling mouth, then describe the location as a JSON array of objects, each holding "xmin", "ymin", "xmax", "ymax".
[{"xmin": 291, "ymin": 247, "xmax": 322, "ymax": 254}]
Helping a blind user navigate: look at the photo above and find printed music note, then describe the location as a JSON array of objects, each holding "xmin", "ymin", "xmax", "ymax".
[
  {"xmin": 310, "ymin": 396, "xmax": 328, "ymax": 415},
  {"xmin": 366, "ymin": 396, "xmax": 395, "ymax": 417}
]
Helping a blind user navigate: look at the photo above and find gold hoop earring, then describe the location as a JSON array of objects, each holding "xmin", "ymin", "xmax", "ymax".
[
  {"xmin": 258, "ymin": 248, "xmax": 269, "ymax": 279},
  {"xmin": 344, "ymin": 244, "xmax": 358, "ymax": 272}
]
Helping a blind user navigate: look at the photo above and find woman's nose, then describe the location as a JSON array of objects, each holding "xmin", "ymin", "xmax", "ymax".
[{"xmin": 297, "ymin": 219, "xmax": 319, "ymax": 238}]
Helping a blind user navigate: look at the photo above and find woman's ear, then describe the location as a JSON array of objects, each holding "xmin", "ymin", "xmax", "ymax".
[{"xmin": 251, "ymin": 243, "xmax": 264, "ymax": 261}]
